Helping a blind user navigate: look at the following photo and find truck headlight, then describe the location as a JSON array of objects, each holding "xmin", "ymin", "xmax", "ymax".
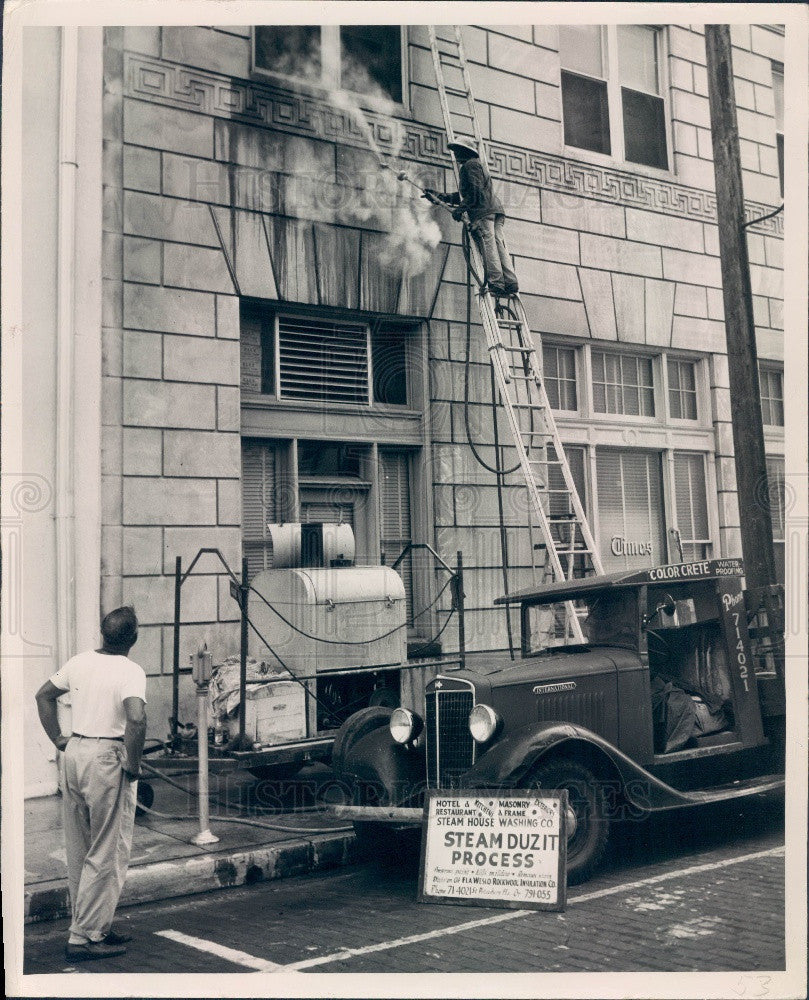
[
  {"xmin": 469, "ymin": 704, "xmax": 500, "ymax": 744},
  {"xmin": 390, "ymin": 708, "xmax": 423, "ymax": 745}
]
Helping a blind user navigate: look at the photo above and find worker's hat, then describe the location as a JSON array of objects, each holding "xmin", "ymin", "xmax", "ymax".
[{"xmin": 447, "ymin": 137, "xmax": 479, "ymax": 157}]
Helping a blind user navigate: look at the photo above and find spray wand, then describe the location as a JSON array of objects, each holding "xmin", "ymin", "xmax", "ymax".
[{"xmin": 380, "ymin": 161, "xmax": 455, "ymax": 213}]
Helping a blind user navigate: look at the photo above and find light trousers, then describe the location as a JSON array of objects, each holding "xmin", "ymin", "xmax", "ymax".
[
  {"xmin": 470, "ymin": 214, "xmax": 518, "ymax": 290},
  {"xmin": 62, "ymin": 736, "xmax": 137, "ymax": 941}
]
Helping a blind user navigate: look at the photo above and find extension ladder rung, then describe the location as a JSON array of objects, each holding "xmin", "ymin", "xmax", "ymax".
[{"xmin": 427, "ymin": 23, "xmax": 604, "ymax": 635}]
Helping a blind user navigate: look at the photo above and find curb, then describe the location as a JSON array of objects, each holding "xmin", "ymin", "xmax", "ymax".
[{"xmin": 25, "ymin": 831, "xmax": 357, "ymax": 925}]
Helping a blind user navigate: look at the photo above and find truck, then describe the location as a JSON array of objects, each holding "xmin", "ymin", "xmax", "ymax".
[{"xmin": 331, "ymin": 558, "xmax": 785, "ymax": 883}]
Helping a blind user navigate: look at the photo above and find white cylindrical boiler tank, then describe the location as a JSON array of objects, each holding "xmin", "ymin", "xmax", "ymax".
[
  {"xmin": 248, "ymin": 566, "xmax": 407, "ymax": 674},
  {"xmin": 266, "ymin": 522, "xmax": 356, "ymax": 568}
]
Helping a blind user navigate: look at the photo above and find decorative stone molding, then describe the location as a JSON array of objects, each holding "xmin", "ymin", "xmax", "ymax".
[{"xmin": 124, "ymin": 54, "xmax": 783, "ymax": 236}]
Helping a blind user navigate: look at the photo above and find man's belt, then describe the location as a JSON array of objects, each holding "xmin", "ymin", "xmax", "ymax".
[{"xmin": 72, "ymin": 733, "xmax": 125, "ymax": 741}]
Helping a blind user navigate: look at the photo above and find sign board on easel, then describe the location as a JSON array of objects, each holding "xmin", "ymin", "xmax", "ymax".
[{"xmin": 418, "ymin": 789, "xmax": 567, "ymax": 911}]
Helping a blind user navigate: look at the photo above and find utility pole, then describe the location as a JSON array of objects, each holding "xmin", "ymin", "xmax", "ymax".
[{"xmin": 704, "ymin": 24, "xmax": 777, "ymax": 592}]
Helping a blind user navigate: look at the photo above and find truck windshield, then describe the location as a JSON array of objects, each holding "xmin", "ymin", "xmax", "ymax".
[{"xmin": 524, "ymin": 590, "xmax": 639, "ymax": 654}]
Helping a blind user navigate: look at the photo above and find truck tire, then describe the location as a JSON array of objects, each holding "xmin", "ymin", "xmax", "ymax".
[
  {"xmin": 331, "ymin": 706, "xmax": 393, "ymax": 779},
  {"xmin": 531, "ymin": 759, "xmax": 610, "ymax": 884}
]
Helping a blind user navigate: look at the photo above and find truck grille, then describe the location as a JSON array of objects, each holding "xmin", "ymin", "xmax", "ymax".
[{"xmin": 425, "ymin": 685, "xmax": 475, "ymax": 788}]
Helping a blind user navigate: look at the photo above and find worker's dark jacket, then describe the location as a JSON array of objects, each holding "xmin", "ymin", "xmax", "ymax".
[{"xmin": 444, "ymin": 158, "xmax": 504, "ymax": 222}]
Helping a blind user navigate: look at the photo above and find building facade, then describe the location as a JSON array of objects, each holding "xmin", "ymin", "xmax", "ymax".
[{"xmin": 15, "ymin": 22, "xmax": 785, "ymax": 793}]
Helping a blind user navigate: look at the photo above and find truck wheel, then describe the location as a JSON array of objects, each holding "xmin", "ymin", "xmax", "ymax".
[
  {"xmin": 331, "ymin": 706, "xmax": 393, "ymax": 779},
  {"xmin": 531, "ymin": 760, "xmax": 610, "ymax": 885}
]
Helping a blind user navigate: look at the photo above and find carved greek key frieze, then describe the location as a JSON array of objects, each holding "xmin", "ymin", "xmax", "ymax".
[{"xmin": 123, "ymin": 54, "xmax": 782, "ymax": 235}]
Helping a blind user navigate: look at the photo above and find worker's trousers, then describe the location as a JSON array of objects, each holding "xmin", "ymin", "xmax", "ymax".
[
  {"xmin": 62, "ymin": 736, "xmax": 137, "ymax": 942},
  {"xmin": 470, "ymin": 214, "xmax": 518, "ymax": 291}
]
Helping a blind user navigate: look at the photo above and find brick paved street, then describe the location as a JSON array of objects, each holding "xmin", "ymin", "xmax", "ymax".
[{"xmin": 23, "ymin": 791, "xmax": 786, "ymax": 975}]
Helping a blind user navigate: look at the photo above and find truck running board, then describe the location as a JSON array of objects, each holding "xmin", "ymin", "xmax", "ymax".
[
  {"xmin": 672, "ymin": 773, "xmax": 785, "ymax": 806},
  {"xmin": 328, "ymin": 804, "xmax": 423, "ymax": 824}
]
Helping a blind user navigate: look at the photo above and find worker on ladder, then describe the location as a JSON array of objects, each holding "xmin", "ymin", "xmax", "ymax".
[{"xmin": 423, "ymin": 138, "xmax": 519, "ymax": 298}]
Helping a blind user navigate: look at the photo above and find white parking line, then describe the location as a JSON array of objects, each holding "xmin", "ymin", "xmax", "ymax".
[
  {"xmin": 155, "ymin": 929, "xmax": 282, "ymax": 971},
  {"xmin": 280, "ymin": 845, "xmax": 785, "ymax": 971}
]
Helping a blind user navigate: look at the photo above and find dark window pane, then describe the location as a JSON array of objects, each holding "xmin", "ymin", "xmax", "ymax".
[
  {"xmin": 622, "ymin": 88, "xmax": 668, "ymax": 169},
  {"xmin": 260, "ymin": 316, "xmax": 275, "ymax": 395},
  {"xmin": 254, "ymin": 26, "xmax": 321, "ymax": 80},
  {"xmin": 340, "ymin": 26, "xmax": 402, "ymax": 103},
  {"xmin": 372, "ymin": 326, "xmax": 408, "ymax": 405},
  {"xmin": 561, "ymin": 71, "xmax": 611, "ymax": 154},
  {"xmin": 298, "ymin": 441, "xmax": 362, "ymax": 478}
]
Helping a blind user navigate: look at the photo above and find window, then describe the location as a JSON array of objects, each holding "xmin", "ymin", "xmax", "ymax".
[
  {"xmin": 765, "ymin": 456, "xmax": 785, "ymax": 584},
  {"xmin": 253, "ymin": 25, "xmax": 403, "ymax": 104},
  {"xmin": 543, "ymin": 345, "xmax": 578, "ymax": 411},
  {"xmin": 242, "ymin": 440, "xmax": 278, "ymax": 579},
  {"xmin": 298, "ymin": 441, "xmax": 362, "ymax": 478},
  {"xmin": 667, "ymin": 358, "xmax": 698, "ymax": 420},
  {"xmin": 559, "ymin": 26, "xmax": 611, "ymax": 155},
  {"xmin": 559, "ymin": 24, "xmax": 669, "ymax": 170},
  {"xmin": 592, "ymin": 350, "xmax": 655, "ymax": 416},
  {"xmin": 759, "ymin": 365, "xmax": 784, "ymax": 426},
  {"xmin": 254, "ymin": 26, "xmax": 322, "ymax": 82},
  {"xmin": 371, "ymin": 323, "xmax": 408, "ymax": 405},
  {"xmin": 772, "ymin": 62, "xmax": 784, "ymax": 196},
  {"xmin": 673, "ymin": 452, "xmax": 711, "ymax": 560},
  {"xmin": 596, "ymin": 449, "xmax": 666, "ymax": 571},
  {"xmin": 340, "ymin": 26, "xmax": 403, "ymax": 104},
  {"xmin": 548, "ymin": 445, "xmax": 588, "ymax": 577},
  {"xmin": 244, "ymin": 310, "xmax": 412, "ymax": 408}
]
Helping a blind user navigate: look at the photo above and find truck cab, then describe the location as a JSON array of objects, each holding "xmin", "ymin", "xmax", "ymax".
[{"xmin": 333, "ymin": 558, "xmax": 785, "ymax": 883}]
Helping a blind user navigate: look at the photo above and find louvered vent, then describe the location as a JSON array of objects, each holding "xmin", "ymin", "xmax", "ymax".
[{"xmin": 278, "ymin": 316, "xmax": 369, "ymax": 404}]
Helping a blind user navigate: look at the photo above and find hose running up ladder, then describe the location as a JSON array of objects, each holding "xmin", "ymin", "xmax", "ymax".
[{"xmin": 428, "ymin": 26, "xmax": 605, "ymax": 644}]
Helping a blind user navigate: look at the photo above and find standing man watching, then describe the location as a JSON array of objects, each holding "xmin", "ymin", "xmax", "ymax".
[
  {"xmin": 423, "ymin": 137, "xmax": 519, "ymax": 297},
  {"xmin": 35, "ymin": 606, "xmax": 147, "ymax": 962}
]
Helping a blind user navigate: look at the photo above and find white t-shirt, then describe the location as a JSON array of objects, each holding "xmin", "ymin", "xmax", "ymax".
[{"xmin": 50, "ymin": 650, "xmax": 147, "ymax": 738}]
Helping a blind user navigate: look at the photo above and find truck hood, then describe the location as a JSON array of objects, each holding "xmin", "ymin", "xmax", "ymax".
[{"xmin": 484, "ymin": 646, "xmax": 639, "ymax": 689}]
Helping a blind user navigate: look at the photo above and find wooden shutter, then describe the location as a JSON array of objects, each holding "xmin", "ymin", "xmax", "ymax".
[
  {"xmin": 241, "ymin": 441, "xmax": 276, "ymax": 579},
  {"xmin": 379, "ymin": 451, "xmax": 413, "ymax": 615}
]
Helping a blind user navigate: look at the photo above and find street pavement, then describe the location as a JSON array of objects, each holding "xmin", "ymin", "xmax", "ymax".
[{"xmin": 23, "ymin": 790, "xmax": 785, "ymax": 975}]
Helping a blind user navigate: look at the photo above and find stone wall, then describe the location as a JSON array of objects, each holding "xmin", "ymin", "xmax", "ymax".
[{"xmin": 103, "ymin": 23, "xmax": 784, "ymax": 666}]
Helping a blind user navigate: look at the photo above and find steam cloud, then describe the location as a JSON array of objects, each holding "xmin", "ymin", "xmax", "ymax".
[
  {"xmin": 329, "ymin": 67, "xmax": 442, "ymax": 277},
  {"xmin": 256, "ymin": 29, "xmax": 443, "ymax": 275}
]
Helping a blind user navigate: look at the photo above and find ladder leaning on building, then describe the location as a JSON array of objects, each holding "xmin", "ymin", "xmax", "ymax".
[{"xmin": 427, "ymin": 26, "xmax": 605, "ymax": 643}]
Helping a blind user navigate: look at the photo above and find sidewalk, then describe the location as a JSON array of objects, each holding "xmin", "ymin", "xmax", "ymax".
[{"xmin": 24, "ymin": 763, "xmax": 356, "ymax": 924}]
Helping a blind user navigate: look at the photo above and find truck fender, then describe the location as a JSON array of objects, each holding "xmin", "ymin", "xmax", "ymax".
[
  {"xmin": 337, "ymin": 725, "xmax": 426, "ymax": 809},
  {"xmin": 461, "ymin": 722, "xmax": 699, "ymax": 813}
]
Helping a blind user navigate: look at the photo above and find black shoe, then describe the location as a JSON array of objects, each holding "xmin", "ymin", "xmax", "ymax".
[
  {"xmin": 486, "ymin": 284, "xmax": 507, "ymax": 296},
  {"xmin": 103, "ymin": 929, "xmax": 133, "ymax": 945},
  {"xmin": 65, "ymin": 940, "xmax": 127, "ymax": 962},
  {"xmin": 504, "ymin": 283, "xmax": 519, "ymax": 295}
]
